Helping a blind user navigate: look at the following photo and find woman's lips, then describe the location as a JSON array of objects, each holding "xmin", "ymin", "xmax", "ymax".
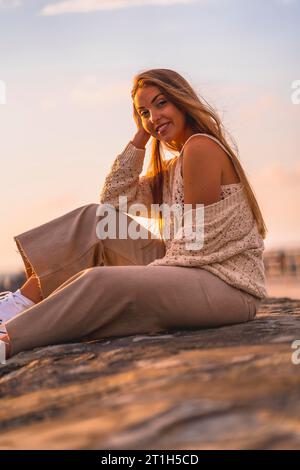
[{"xmin": 157, "ymin": 122, "xmax": 171, "ymax": 135}]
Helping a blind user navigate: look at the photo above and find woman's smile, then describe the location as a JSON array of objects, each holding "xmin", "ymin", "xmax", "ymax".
[{"xmin": 157, "ymin": 122, "xmax": 171, "ymax": 136}]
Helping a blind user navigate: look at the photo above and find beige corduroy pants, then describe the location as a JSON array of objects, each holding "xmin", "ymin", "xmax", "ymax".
[{"xmin": 5, "ymin": 203, "xmax": 261, "ymax": 356}]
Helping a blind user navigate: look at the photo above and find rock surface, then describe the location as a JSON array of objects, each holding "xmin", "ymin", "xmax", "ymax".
[{"xmin": 0, "ymin": 296, "xmax": 300, "ymax": 450}]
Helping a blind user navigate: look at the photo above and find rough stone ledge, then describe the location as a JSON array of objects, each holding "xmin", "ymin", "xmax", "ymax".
[{"xmin": 0, "ymin": 296, "xmax": 299, "ymax": 450}]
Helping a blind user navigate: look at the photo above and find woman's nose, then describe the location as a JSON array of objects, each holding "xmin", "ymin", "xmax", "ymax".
[{"xmin": 149, "ymin": 109, "xmax": 162, "ymax": 124}]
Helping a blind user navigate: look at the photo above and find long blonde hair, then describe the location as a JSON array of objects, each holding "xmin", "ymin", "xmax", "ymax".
[{"xmin": 131, "ymin": 68, "xmax": 267, "ymax": 239}]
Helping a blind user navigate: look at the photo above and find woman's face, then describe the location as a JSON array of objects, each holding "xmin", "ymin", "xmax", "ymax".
[{"xmin": 134, "ymin": 85, "xmax": 194, "ymax": 152}]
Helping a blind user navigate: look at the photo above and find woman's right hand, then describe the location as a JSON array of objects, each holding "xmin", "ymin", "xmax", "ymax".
[{"xmin": 132, "ymin": 103, "xmax": 151, "ymax": 144}]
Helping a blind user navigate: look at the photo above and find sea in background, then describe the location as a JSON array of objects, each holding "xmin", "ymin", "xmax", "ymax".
[
  {"xmin": 266, "ymin": 276, "xmax": 300, "ymax": 300},
  {"xmin": 264, "ymin": 247, "xmax": 300, "ymax": 300}
]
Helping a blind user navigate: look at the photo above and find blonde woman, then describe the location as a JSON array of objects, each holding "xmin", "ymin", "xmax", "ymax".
[{"xmin": 0, "ymin": 68, "xmax": 268, "ymax": 361}]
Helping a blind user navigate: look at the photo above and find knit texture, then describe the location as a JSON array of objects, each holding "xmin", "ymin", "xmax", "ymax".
[{"xmin": 100, "ymin": 138, "xmax": 268, "ymax": 299}]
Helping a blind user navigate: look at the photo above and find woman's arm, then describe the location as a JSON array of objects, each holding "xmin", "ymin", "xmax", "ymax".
[
  {"xmin": 182, "ymin": 134, "xmax": 222, "ymax": 208},
  {"xmin": 100, "ymin": 131, "xmax": 154, "ymax": 218}
]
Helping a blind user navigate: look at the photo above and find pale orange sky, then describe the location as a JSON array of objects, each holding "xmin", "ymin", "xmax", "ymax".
[{"xmin": 0, "ymin": 0, "xmax": 299, "ymax": 273}]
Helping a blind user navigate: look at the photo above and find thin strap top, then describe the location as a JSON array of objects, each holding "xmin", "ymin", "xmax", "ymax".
[
  {"xmin": 178, "ymin": 133, "xmax": 239, "ymax": 182},
  {"xmin": 179, "ymin": 133, "xmax": 233, "ymax": 159}
]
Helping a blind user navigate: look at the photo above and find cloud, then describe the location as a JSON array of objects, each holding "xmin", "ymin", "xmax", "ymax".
[
  {"xmin": 276, "ymin": 0, "xmax": 297, "ymax": 4},
  {"xmin": 0, "ymin": 0, "xmax": 22, "ymax": 7},
  {"xmin": 40, "ymin": 96, "xmax": 58, "ymax": 111},
  {"xmin": 69, "ymin": 75, "xmax": 131, "ymax": 108},
  {"xmin": 237, "ymin": 93, "xmax": 279, "ymax": 121},
  {"xmin": 40, "ymin": 0, "xmax": 199, "ymax": 16}
]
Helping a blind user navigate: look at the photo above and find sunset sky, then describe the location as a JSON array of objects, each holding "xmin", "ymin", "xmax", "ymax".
[{"xmin": 0, "ymin": 0, "xmax": 299, "ymax": 273}]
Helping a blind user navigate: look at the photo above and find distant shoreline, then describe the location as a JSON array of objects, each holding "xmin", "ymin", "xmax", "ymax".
[{"xmin": 266, "ymin": 275, "xmax": 300, "ymax": 300}]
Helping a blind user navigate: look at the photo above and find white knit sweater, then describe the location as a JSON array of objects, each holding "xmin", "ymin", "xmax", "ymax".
[{"xmin": 100, "ymin": 137, "xmax": 268, "ymax": 300}]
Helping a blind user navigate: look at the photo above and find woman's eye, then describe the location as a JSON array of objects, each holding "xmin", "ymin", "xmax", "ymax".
[{"xmin": 141, "ymin": 100, "xmax": 166, "ymax": 117}]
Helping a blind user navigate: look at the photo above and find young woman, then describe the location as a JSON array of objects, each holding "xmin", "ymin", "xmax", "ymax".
[{"xmin": 0, "ymin": 68, "xmax": 268, "ymax": 360}]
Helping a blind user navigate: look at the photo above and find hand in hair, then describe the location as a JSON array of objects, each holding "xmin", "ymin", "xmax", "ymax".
[{"xmin": 132, "ymin": 102, "xmax": 151, "ymax": 144}]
